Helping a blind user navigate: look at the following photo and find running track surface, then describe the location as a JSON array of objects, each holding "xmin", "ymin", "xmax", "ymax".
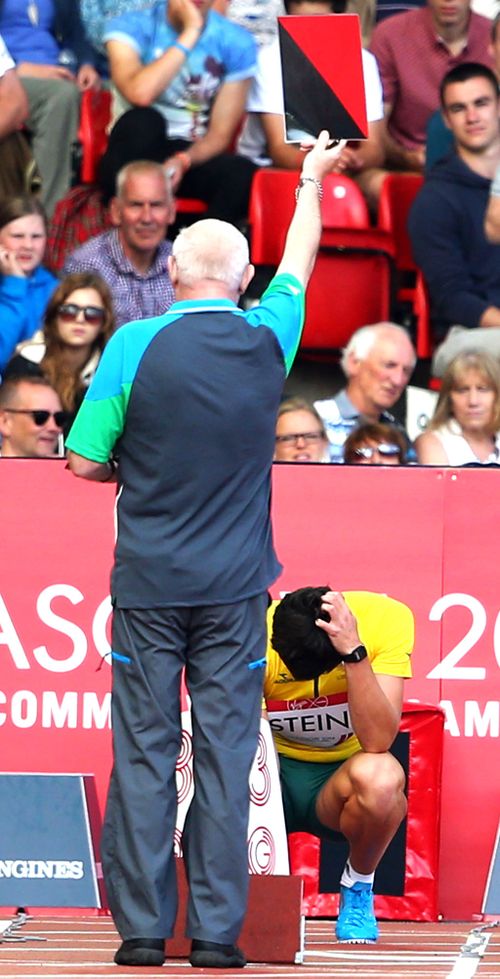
[{"xmin": 1, "ymin": 914, "xmax": 500, "ymax": 979}]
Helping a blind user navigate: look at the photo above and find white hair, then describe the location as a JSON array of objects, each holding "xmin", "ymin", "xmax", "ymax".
[
  {"xmin": 172, "ymin": 218, "xmax": 249, "ymax": 291},
  {"xmin": 116, "ymin": 160, "xmax": 172, "ymax": 199},
  {"xmin": 340, "ymin": 323, "xmax": 416, "ymax": 376}
]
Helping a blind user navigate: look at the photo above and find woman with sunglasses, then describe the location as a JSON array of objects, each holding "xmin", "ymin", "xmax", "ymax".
[
  {"xmin": 415, "ymin": 351, "xmax": 500, "ymax": 466},
  {"xmin": 0, "ymin": 195, "xmax": 58, "ymax": 375},
  {"xmin": 343, "ymin": 422, "xmax": 408, "ymax": 465},
  {"xmin": 6, "ymin": 271, "xmax": 115, "ymax": 434}
]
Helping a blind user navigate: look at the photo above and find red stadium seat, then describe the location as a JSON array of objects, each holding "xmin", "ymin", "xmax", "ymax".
[
  {"xmin": 77, "ymin": 89, "xmax": 112, "ymax": 184},
  {"xmin": 377, "ymin": 173, "xmax": 433, "ymax": 357},
  {"xmin": 299, "ymin": 229, "xmax": 396, "ymax": 358},
  {"xmin": 249, "ymin": 168, "xmax": 370, "ymax": 267}
]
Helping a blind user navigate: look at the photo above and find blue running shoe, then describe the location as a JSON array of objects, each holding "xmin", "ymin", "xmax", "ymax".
[{"xmin": 335, "ymin": 882, "xmax": 379, "ymax": 943}]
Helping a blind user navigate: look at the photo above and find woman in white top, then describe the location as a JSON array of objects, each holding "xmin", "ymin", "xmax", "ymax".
[{"xmin": 416, "ymin": 351, "xmax": 500, "ymax": 466}]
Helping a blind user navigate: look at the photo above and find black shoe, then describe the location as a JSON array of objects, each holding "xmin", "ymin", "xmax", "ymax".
[
  {"xmin": 114, "ymin": 938, "xmax": 165, "ymax": 966},
  {"xmin": 189, "ymin": 939, "xmax": 246, "ymax": 968}
]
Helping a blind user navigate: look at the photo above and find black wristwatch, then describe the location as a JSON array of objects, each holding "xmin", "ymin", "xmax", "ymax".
[{"xmin": 340, "ymin": 644, "xmax": 368, "ymax": 663}]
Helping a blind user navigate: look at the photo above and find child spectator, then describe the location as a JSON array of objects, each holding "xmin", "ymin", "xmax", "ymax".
[{"xmin": 0, "ymin": 196, "xmax": 57, "ymax": 375}]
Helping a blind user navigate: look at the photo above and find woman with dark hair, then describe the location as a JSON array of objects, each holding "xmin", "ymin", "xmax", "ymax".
[
  {"xmin": 343, "ymin": 421, "xmax": 408, "ymax": 465},
  {"xmin": 6, "ymin": 271, "xmax": 114, "ymax": 431},
  {"xmin": 416, "ymin": 351, "xmax": 500, "ymax": 465},
  {"xmin": 0, "ymin": 195, "xmax": 57, "ymax": 374}
]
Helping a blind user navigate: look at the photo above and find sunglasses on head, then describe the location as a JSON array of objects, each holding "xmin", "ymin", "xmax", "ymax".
[
  {"xmin": 57, "ymin": 303, "xmax": 105, "ymax": 325},
  {"xmin": 354, "ymin": 443, "xmax": 401, "ymax": 460},
  {"xmin": 2, "ymin": 408, "xmax": 69, "ymax": 428}
]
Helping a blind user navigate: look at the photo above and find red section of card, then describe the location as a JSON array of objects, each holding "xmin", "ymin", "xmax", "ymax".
[{"xmin": 278, "ymin": 14, "xmax": 367, "ymax": 136}]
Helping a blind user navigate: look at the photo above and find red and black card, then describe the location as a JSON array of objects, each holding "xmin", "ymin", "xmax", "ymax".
[{"xmin": 278, "ymin": 14, "xmax": 367, "ymax": 143}]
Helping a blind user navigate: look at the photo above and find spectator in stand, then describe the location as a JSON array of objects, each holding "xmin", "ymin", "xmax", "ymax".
[
  {"xmin": 426, "ymin": 11, "xmax": 500, "ymax": 169},
  {"xmin": 416, "ymin": 350, "xmax": 500, "ymax": 464},
  {"xmin": 63, "ymin": 160, "xmax": 175, "ymax": 329},
  {"xmin": 314, "ymin": 323, "xmax": 415, "ymax": 462},
  {"xmin": 238, "ymin": 0, "xmax": 384, "ymax": 178},
  {"xmin": 409, "ymin": 63, "xmax": 500, "ymax": 377},
  {"xmin": 0, "ymin": 374, "xmax": 66, "ymax": 456},
  {"xmin": 0, "ymin": 196, "xmax": 57, "ymax": 376},
  {"xmin": 0, "ymin": 0, "xmax": 101, "ymax": 217},
  {"xmin": 274, "ymin": 397, "xmax": 329, "ymax": 462},
  {"xmin": 358, "ymin": 0, "xmax": 493, "ymax": 210},
  {"xmin": 343, "ymin": 420, "xmax": 408, "ymax": 463},
  {"xmin": 46, "ymin": 105, "xmax": 172, "ymax": 275},
  {"xmin": 5, "ymin": 272, "xmax": 114, "ymax": 435},
  {"xmin": 103, "ymin": 0, "xmax": 257, "ymax": 226}
]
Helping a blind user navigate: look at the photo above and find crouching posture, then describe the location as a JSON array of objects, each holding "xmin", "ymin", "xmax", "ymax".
[{"xmin": 264, "ymin": 587, "xmax": 414, "ymax": 943}]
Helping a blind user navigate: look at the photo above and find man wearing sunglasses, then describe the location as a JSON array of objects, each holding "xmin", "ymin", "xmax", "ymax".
[{"xmin": 0, "ymin": 375, "xmax": 66, "ymax": 457}]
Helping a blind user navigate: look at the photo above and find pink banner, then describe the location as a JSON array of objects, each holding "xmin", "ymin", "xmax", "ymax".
[{"xmin": 1, "ymin": 461, "xmax": 499, "ymax": 919}]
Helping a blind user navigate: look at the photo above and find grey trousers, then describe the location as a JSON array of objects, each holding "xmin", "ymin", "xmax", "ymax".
[
  {"xmin": 21, "ymin": 76, "xmax": 80, "ymax": 217},
  {"xmin": 101, "ymin": 594, "xmax": 268, "ymax": 944},
  {"xmin": 432, "ymin": 325, "xmax": 500, "ymax": 378}
]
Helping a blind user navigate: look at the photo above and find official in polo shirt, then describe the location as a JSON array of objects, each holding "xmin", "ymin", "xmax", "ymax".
[{"xmin": 66, "ymin": 131, "xmax": 345, "ymax": 970}]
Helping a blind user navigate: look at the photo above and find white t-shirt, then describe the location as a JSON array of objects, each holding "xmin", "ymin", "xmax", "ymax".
[
  {"xmin": 0, "ymin": 34, "xmax": 15, "ymax": 79},
  {"xmin": 238, "ymin": 41, "xmax": 383, "ymax": 165}
]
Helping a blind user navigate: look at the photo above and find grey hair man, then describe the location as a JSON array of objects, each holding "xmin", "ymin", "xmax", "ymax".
[
  {"xmin": 315, "ymin": 322, "xmax": 416, "ymax": 462},
  {"xmin": 67, "ymin": 131, "xmax": 345, "ymax": 970},
  {"xmin": 63, "ymin": 160, "xmax": 176, "ymax": 329}
]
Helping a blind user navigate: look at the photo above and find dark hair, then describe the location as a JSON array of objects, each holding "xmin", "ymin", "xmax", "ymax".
[
  {"xmin": 41, "ymin": 272, "xmax": 115, "ymax": 412},
  {"xmin": 440, "ymin": 62, "xmax": 499, "ymax": 108},
  {"xmin": 97, "ymin": 107, "xmax": 171, "ymax": 205},
  {"xmin": 271, "ymin": 586, "xmax": 343, "ymax": 680},
  {"xmin": 343, "ymin": 421, "xmax": 407, "ymax": 464},
  {"xmin": 0, "ymin": 374, "xmax": 57, "ymax": 408},
  {"xmin": 0, "ymin": 194, "xmax": 48, "ymax": 232}
]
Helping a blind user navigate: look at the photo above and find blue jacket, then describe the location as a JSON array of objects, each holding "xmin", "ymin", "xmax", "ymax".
[
  {"xmin": 0, "ymin": 0, "xmax": 98, "ymax": 67},
  {"xmin": 0, "ymin": 266, "xmax": 58, "ymax": 375},
  {"xmin": 408, "ymin": 152, "xmax": 500, "ymax": 335}
]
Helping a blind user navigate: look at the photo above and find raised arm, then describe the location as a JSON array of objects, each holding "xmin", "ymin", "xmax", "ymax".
[
  {"xmin": 315, "ymin": 591, "xmax": 407, "ymax": 752},
  {"xmin": 166, "ymin": 77, "xmax": 251, "ymax": 186},
  {"xmin": 276, "ymin": 131, "xmax": 346, "ymax": 287}
]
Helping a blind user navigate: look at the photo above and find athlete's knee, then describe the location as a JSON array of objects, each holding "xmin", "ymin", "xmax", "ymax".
[{"xmin": 350, "ymin": 751, "xmax": 406, "ymax": 815}]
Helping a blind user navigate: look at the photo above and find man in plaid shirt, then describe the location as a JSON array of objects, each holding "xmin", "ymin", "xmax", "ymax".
[{"xmin": 63, "ymin": 159, "xmax": 175, "ymax": 329}]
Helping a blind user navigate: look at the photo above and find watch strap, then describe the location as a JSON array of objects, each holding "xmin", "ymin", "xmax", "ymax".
[{"xmin": 340, "ymin": 644, "xmax": 368, "ymax": 663}]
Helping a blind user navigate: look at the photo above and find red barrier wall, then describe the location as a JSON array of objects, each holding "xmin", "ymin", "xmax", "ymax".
[{"xmin": 1, "ymin": 461, "xmax": 499, "ymax": 920}]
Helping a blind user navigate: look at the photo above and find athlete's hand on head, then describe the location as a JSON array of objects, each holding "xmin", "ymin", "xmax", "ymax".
[{"xmin": 315, "ymin": 591, "xmax": 361, "ymax": 657}]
